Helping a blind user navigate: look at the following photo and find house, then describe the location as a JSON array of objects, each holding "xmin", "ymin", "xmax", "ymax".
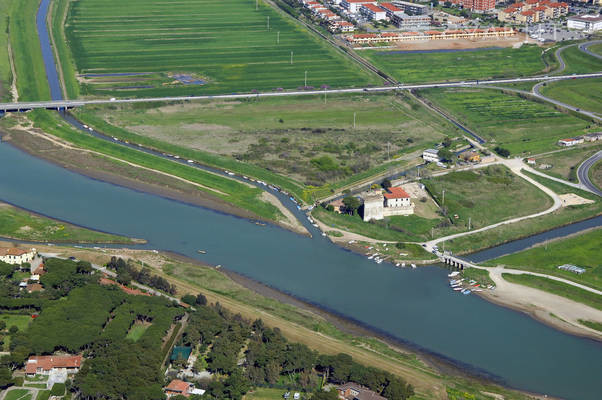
[
  {"xmin": 26, "ymin": 283, "xmax": 44, "ymax": 293},
  {"xmin": 379, "ymin": 2, "xmax": 404, "ymax": 19},
  {"xmin": 392, "ymin": 1, "xmax": 428, "ymax": 15},
  {"xmin": 584, "ymin": 132, "xmax": 602, "ymax": 142},
  {"xmin": 558, "ymin": 138, "xmax": 584, "ymax": 147},
  {"xmin": 422, "ymin": 148, "xmax": 440, "ymax": 163},
  {"xmin": 0, "ymin": 248, "xmax": 36, "ymax": 265},
  {"xmin": 164, "ymin": 379, "xmax": 205, "ymax": 398},
  {"xmin": 25, "ymin": 355, "xmax": 82, "ymax": 377},
  {"xmin": 361, "ymin": 4, "xmax": 388, "ymax": 21},
  {"xmin": 362, "ymin": 186, "xmax": 414, "ymax": 221},
  {"xmin": 341, "ymin": 0, "xmax": 376, "ymax": 13},
  {"xmin": 32, "ymin": 263, "xmax": 46, "ymax": 275},
  {"xmin": 526, "ymin": 157, "xmax": 536, "ymax": 165},
  {"xmin": 337, "ymin": 382, "xmax": 387, "ymax": 400}
]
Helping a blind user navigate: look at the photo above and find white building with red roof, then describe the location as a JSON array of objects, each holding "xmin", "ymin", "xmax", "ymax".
[
  {"xmin": 362, "ymin": 186, "xmax": 414, "ymax": 221},
  {"xmin": 164, "ymin": 379, "xmax": 206, "ymax": 398},
  {"xmin": 341, "ymin": 0, "xmax": 377, "ymax": 13},
  {"xmin": 361, "ymin": 4, "xmax": 388, "ymax": 20},
  {"xmin": 25, "ymin": 355, "xmax": 82, "ymax": 377},
  {"xmin": 0, "ymin": 248, "xmax": 36, "ymax": 265}
]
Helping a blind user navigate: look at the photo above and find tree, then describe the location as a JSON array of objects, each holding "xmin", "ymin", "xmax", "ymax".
[
  {"xmin": 195, "ymin": 293, "xmax": 207, "ymax": 306},
  {"xmin": 0, "ymin": 367, "xmax": 12, "ymax": 389},
  {"xmin": 342, "ymin": 196, "xmax": 361, "ymax": 215},
  {"xmin": 8, "ymin": 326, "xmax": 18, "ymax": 335},
  {"xmin": 0, "ymin": 321, "xmax": 6, "ymax": 331},
  {"xmin": 312, "ymin": 390, "xmax": 338, "ymax": 400},
  {"xmin": 437, "ymin": 148, "xmax": 453, "ymax": 162},
  {"xmin": 493, "ymin": 146, "xmax": 510, "ymax": 158},
  {"xmin": 181, "ymin": 294, "xmax": 196, "ymax": 306},
  {"xmin": 442, "ymin": 137, "xmax": 452, "ymax": 148},
  {"xmin": 381, "ymin": 178, "xmax": 392, "ymax": 189}
]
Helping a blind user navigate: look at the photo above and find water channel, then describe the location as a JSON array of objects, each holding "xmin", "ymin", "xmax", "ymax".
[{"xmin": 6, "ymin": 1, "xmax": 599, "ymax": 398}]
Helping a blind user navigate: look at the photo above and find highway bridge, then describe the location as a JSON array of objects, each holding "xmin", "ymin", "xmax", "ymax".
[{"xmin": 2, "ymin": 73, "xmax": 602, "ymax": 113}]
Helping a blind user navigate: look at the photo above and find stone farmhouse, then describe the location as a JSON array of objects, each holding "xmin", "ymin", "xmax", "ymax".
[
  {"xmin": 362, "ymin": 186, "xmax": 415, "ymax": 221},
  {"xmin": 0, "ymin": 247, "xmax": 36, "ymax": 265}
]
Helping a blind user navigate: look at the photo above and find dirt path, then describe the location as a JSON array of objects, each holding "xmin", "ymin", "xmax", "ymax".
[
  {"xmin": 481, "ymin": 266, "xmax": 602, "ymax": 340},
  {"xmin": 313, "ymin": 214, "xmax": 396, "ymax": 244},
  {"xmin": 261, "ymin": 192, "xmax": 309, "ymax": 236}
]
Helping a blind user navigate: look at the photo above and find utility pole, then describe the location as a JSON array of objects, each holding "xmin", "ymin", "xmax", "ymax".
[
  {"xmin": 277, "ymin": 31, "xmax": 280, "ymax": 44},
  {"xmin": 353, "ymin": 112, "xmax": 356, "ymax": 129},
  {"xmin": 256, "ymin": 0, "xmax": 258, "ymax": 10},
  {"xmin": 431, "ymin": 227, "xmax": 434, "ymax": 239},
  {"xmin": 387, "ymin": 142, "xmax": 390, "ymax": 160},
  {"xmin": 304, "ymin": 70, "xmax": 307, "ymax": 87},
  {"xmin": 290, "ymin": 51, "xmax": 293, "ymax": 64},
  {"xmin": 324, "ymin": 87, "xmax": 327, "ymax": 104},
  {"xmin": 442, "ymin": 189, "xmax": 445, "ymax": 205},
  {"xmin": 468, "ymin": 217, "xmax": 471, "ymax": 230},
  {"xmin": 267, "ymin": 16, "xmax": 270, "ymax": 30}
]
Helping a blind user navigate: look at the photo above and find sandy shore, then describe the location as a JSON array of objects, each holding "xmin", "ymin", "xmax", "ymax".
[{"xmin": 0, "ymin": 122, "xmax": 307, "ymax": 237}]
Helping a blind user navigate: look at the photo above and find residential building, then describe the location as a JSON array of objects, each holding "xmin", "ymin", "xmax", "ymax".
[
  {"xmin": 448, "ymin": 0, "xmax": 495, "ymax": 12},
  {"xmin": 329, "ymin": 20, "xmax": 356, "ymax": 32},
  {"xmin": 25, "ymin": 355, "xmax": 82, "ymax": 377},
  {"xmin": 422, "ymin": 148, "xmax": 440, "ymax": 162},
  {"xmin": 379, "ymin": 2, "xmax": 404, "ymax": 19},
  {"xmin": 362, "ymin": 186, "xmax": 414, "ymax": 221},
  {"xmin": 391, "ymin": 0, "xmax": 428, "ymax": 15},
  {"xmin": 317, "ymin": 9, "xmax": 339, "ymax": 20},
  {"xmin": 567, "ymin": 14, "xmax": 602, "ymax": 32},
  {"xmin": 526, "ymin": 157, "xmax": 536, "ymax": 164},
  {"xmin": 344, "ymin": 27, "xmax": 515, "ymax": 44},
  {"xmin": 27, "ymin": 283, "xmax": 44, "ymax": 293},
  {"xmin": 0, "ymin": 248, "xmax": 36, "ymax": 265},
  {"xmin": 341, "ymin": 0, "xmax": 377, "ymax": 13},
  {"xmin": 164, "ymin": 379, "xmax": 206, "ymax": 398},
  {"xmin": 584, "ymin": 132, "xmax": 602, "ymax": 142},
  {"xmin": 361, "ymin": 4, "xmax": 388, "ymax": 20},
  {"xmin": 337, "ymin": 382, "xmax": 387, "ymax": 400},
  {"xmin": 328, "ymin": 198, "xmax": 346, "ymax": 213},
  {"xmin": 391, "ymin": 13, "xmax": 431, "ymax": 28},
  {"xmin": 362, "ymin": 191, "xmax": 385, "ymax": 221},
  {"xmin": 557, "ymin": 137, "xmax": 584, "ymax": 147},
  {"xmin": 498, "ymin": 1, "xmax": 568, "ymax": 23}
]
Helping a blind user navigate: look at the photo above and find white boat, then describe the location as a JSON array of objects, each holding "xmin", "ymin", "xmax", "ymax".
[
  {"xmin": 411, "ymin": 264, "xmax": 417, "ymax": 269},
  {"xmin": 396, "ymin": 263, "xmax": 400, "ymax": 267},
  {"xmin": 453, "ymin": 287, "xmax": 463, "ymax": 291},
  {"xmin": 88, "ymin": 127, "xmax": 93, "ymax": 131},
  {"xmin": 448, "ymin": 271, "xmax": 460, "ymax": 278},
  {"xmin": 401, "ymin": 262, "xmax": 406, "ymax": 267},
  {"xmin": 174, "ymin": 155, "xmax": 180, "ymax": 159},
  {"xmin": 321, "ymin": 232, "xmax": 326, "ymax": 237},
  {"xmin": 312, "ymin": 223, "xmax": 318, "ymax": 228},
  {"xmin": 83, "ymin": 124, "xmax": 88, "ymax": 129},
  {"xmin": 368, "ymin": 255, "xmax": 374, "ymax": 260},
  {"xmin": 376, "ymin": 259, "xmax": 383, "ymax": 264},
  {"xmin": 187, "ymin": 160, "xmax": 194, "ymax": 163}
]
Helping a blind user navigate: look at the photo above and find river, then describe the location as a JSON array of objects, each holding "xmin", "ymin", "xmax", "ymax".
[{"xmin": 13, "ymin": 0, "xmax": 601, "ymax": 398}]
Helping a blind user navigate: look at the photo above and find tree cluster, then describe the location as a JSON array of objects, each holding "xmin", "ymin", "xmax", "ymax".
[{"xmin": 106, "ymin": 257, "xmax": 176, "ymax": 295}]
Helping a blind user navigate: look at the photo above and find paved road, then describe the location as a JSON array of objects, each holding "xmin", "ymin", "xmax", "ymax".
[
  {"xmin": 577, "ymin": 150, "xmax": 602, "ymax": 197},
  {"xmin": 578, "ymin": 40, "xmax": 602, "ymax": 60},
  {"xmin": 2, "ymin": 73, "xmax": 602, "ymax": 112},
  {"xmin": 532, "ymin": 80, "xmax": 602, "ymax": 121}
]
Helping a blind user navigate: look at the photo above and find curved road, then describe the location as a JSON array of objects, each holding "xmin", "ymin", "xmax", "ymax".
[
  {"xmin": 578, "ymin": 40, "xmax": 602, "ymax": 60},
  {"xmin": 577, "ymin": 151, "xmax": 602, "ymax": 197}
]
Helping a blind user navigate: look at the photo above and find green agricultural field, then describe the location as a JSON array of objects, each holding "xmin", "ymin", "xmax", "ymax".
[
  {"xmin": 0, "ymin": 202, "xmax": 138, "ymax": 243},
  {"xmin": 420, "ymin": 87, "xmax": 595, "ymax": 155},
  {"xmin": 540, "ymin": 78, "xmax": 602, "ymax": 115},
  {"xmin": 75, "ymin": 92, "xmax": 458, "ymax": 188},
  {"xmin": 502, "ymin": 273, "xmax": 602, "ymax": 311},
  {"xmin": 487, "ymin": 228, "xmax": 602, "ymax": 291},
  {"xmin": 361, "ymin": 45, "xmax": 547, "ymax": 84},
  {"xmin": 57, "ymin": 0, "xmax": 377, "ymax": 97},
  {"xmin": 531, "ymin": 143, "xmax": 602, "ymax": 182},
  {"xmin": 0, "ymin": 0, "xmax": 14, "ymax": 100},
  {"xmin": 559, "ymin": 45, "xmax": 602, "ymax": 75}
]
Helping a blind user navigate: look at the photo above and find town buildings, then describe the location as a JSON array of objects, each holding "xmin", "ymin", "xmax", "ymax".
[
  {"xmin": 25, "ymin": 355, "xmax": 82, "ymax": 377},
  {"xmin": 567, "ymin": 14, "xmax": 602, "ymax": 32},
  {"xmin": 337, "ymin": 382, "xmax": 387, "ymax": 400},
  {"xmin": 392, "ymin": 1, "xmax": 428, "ymax": 15},
  {"xmin": 341, "ymin": 0, "xmax": 377, "ymax": 13},
  {"xmin": 361, "ymin": 4, "xmax": 388, "ymax": 20},
  {"xmin": 362, "ymin": 186, "xmax": 414, "ymax": 221},
  {"xmin": 447, "ymin": 0, "xmax": 496, "ymax": 12},
  {"xmin": 584, "ymin": 132, "xmax": 602, "ymax": 142},
  {"xmin": 0, "ymin": 247, "xmax": 36, "ymax": 265},
  {"xmin": 391, "ymin": 13, "xmax": 432, "ymax": 28},
  {"xmin": 345, "ymin": 27, "xmax": 516, "ymax": 44},
  {"xmin": 498, "ymin": 1, "xmax": 569, "ymax": 24}
]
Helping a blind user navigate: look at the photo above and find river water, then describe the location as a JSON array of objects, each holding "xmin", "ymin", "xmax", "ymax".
[
  {"xmin": 13, "ymin": 0, "xmax": 600, "ymax": 398},
  {"xmin": 1, "ymin": 142, "xmax": 601, "ymax": 399}
]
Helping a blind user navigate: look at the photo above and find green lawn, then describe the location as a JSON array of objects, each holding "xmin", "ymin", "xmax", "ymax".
[
  {"xmin": 56, "ymin": 0, "xmax": 377, "ymax": 98},
  {"xmin": 362, "ymin": 45, "xmax": 547, "ymax": 84},
  {"xmin": 420, "ymin": 87, "xmax": 595, "ymax": 155},
  {"xmin": 502, "ymin": 273, "xmax": 602, "ymax": 311},
  {"xmin": 588, "ymin": 43, "xmax": 602, "ymax": 56},
  {"xmin": 1, "ymin": 313, "xmax": 32, "ymax": 350},
  {"xmin": 5, "ymin": 389, "xmax": 33, "ymax": 400},
  {"xmin": 0, "ymin": 203, "xmax": 138, "ymax": 243},
  {"xmin": 560, "ymin": 45, "xmax": 602, "ymax": 75},
  {"xmin": 531, "ymin": 143, "xmax": 602, "ymax": 182},
  {"xmin": 461, "ymin": 268, "xmax": 494, "ymax": 287},
  {"xmin": 486, "ymin": 228, "xmax": 602, "ymax": 291},
  {"xmin": 244, "ymin": 387, "xmax": 298, "ymax": 400},
  {"xmin": 126, "ymin": 322, "xmax": 150, "ymax": 342},
  {"xmin": 75, "ymin": 92, "xmax": 457, "ymax": 197},
  {"xmin": 445, "ymin": 171, "xmax": 602, "ymax": 254},
  {"xmin": 540, "ymin": 78, "xmax": 602, "ymax": 115},
  {"xmin": 590, "ymin": 160, "xmax": 602, "ymax": 191}
]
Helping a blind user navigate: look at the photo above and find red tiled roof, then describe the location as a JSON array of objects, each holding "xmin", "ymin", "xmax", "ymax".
[
  {"xmin": 380, "ymin": 2, "xmax": 402, "ymax": 12},
  {"xmin": 503, "ymin": 7, "xmax": 517, "ymax": 13},
  {"xmin": 521, "ymin": 10, "xmax": 535, "ymax": 16},
  {"xmin": 165, "ymin": 380, "xmax": 191, "ymax": 395},
  {"xmin": 99, "ymin": 277, "xmax": 150, "ymax": 296},
  {"xmin": 339, "ymin": 21, "xmax": 354, "ymax": 26},
  {"xmin": 26, "ymin": 355, "xmax": 82, "ymax": 374},
  {"xmin": 345, "ymin": 0, "xmax": 376, "ymax": 2},
  {"xmin": 425, "ymin": 30, "xmax": 443, "ymax": 35},
  {"xmin": 381, "ymin": 32, "xmax": 400, "ymax": 37},
  {"xmin": 353, "ymin": 33, "xmax": 378, "ymax": 38},
  {"xmin": 384, "ymin": 187, "xmax": 410, "ymax": 199},
  {"xmin": 533, "ymin": 6, "xmax": 547, "ymax": 11},
  {"xmin": 362, "ymin": 4, "xmax": 385, "ymax": 12},
  {"xmin": 27, "ymin": 283, "xmax": 43, "ymax": 292},
  {"xmin": 0, "ymin": 248, "xmax": 30, "ymax": 257}
]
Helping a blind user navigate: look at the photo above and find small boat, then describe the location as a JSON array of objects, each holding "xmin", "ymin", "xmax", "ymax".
[
  {"xmin": 448, "ymin": 271, "xmax": 460, "ymax": 278},
  {"xmin": 401, "ymin": 262, "xmax": 406, "ymax": 267},
  {"xmin": 312, "ymin": 223, "xmax": 318, "ymax": 228},
  {"xmin": 321, "ymin": 232, "xmax": 326, "ymax": 237},
  {"xmin": 474, "ymin": 289, "xmax": 483, "ymax": 292},
  {"xmin": 376, "ymin": 259, "xmax": 383, "ymax": 264},
  {"xmin": 396, "ymin": 263, "xmax": 400, "ymax": 267},
  {"xmin": 197, "ymin": 250, "xmax": 207, "ymax": 254},
  {"xmin": 255, "ymin": 222, "xmax": 266, "ymax": 226},
  {"xmin": 411, "ymin": 264, "xmax": 417, "ymax": 269},
  {"xmin": 368, "ymin": 255, "xmax": 374, "ymax": 260},
  {"xmin": 174, "ymin": 155, "xmax": 180, "ymax": 159},
  {"xmin": 215, "ymin": 264, "xmax": 222, "ymax": 269},
  {"xmin": 453, "ymin": 287, "xmax": 463, "ymax": 291},
  {"xmin": 88, "ymin": 127, "xmax": 93, "ymax": 131},
  {"xmin": 187, "ymin": 159, "xmax": 194, "ymax": 163},
  {"xmin": 462, "ymin": 289, "xmax": 471, "ymax": 295},
  {"xmin": 227, "ymin": 172, "xmax": 235, "ymax": 176},
  {"xmin": 83, "ymin": 124, "xmax": 88, "ymax": 129}
]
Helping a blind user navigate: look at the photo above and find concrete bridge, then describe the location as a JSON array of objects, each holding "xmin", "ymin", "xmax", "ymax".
[
  {"xmin": 439, "ymin": 253, "xmax": 479, "ymax": 270},
  {"xmin": 2, "ymin": 72, "xmax": 602, "ymax": 113}
]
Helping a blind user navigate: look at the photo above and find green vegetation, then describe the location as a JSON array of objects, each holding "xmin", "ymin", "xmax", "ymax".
[
  {"xmin": 532, "ymin": 144, "xmax": 602, "ymax": 182},
  {"xmin": 540, "ymin": 78, "xmax": 602, "ymax": 115},
  {"xmin": 35, "ymin": 391, "xmax": 51, "ymax": 400},
  {"xmin": 460, "ymin": 268, "xmax": 494, "ymax": 288},
  {"xmin": 49, "ymin": 0, "xmax": 79, "ymax": 99},
  {"xmin": 125, "ymin": 322, "xmax": 151, "ymax": 342},
  {"xmin": 245, "ymin": 387, "xmax": 296, "ymax": 400},
  {"xmin": 0, "ymin": 0, "xmax": 14, "ymax": 100},
  {"xmin": 75, "ymin": 91, "xmax": 457, "ymax": 199},
  {"xmin": 24, "ymin": 109, "xmax": 282, "ymax": 222},
  {"xmin": 420, "ymin": 87, "xmax": 596, "ymax": 155},
  {"xmin": 362, "ymin": 46, "xmax": 547, "ymax": 84},
  {"xmin": 487, "ymin": 228, "xmax": 602, "ymax": 291},
  {"xmin": 0, "ymin": 203, "xmax": 138, "ymax": 243},
  {"xmin": 0, "ymin": 313, "xmax": 31, "ymax": 351},
  {"xmin": 589, "ymin": 43, "xmax": 602, "ymax": 56},
  {"xmin": 5, "ymin": 389, "xmax": 32, "ymax": 400},
  {"xmin": 58, "ymin": 0, "xmax": 377, "ymax": 97},
  {"xmin": 591, "ymin": 160, "xmax": 602, "ymax": 191},
  {"xmin": 559, "ymin": 45, "xmax": 602, "ymax": 75},
  {"xmin": 446, "ymin": 171, "xmax": 602, "ymax": 254},
  {"xmin": 502, "ymin": 273, "xmax": 602, "ymax": 311},
  {"xmin": 579, "ymin": 319, "xmax": 602, "ymax": 332}
]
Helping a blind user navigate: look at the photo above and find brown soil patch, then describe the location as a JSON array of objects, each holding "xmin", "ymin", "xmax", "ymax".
[
  {"xmin": 388, "ymin": 35, "xmax": 532, "ymax": 51},
  {"xmin": 559, "ymin": 193, "xmax": 594, "ymax": 207}
]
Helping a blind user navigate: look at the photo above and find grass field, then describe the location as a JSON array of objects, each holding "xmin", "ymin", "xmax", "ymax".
[
  {"xmin": 75, "ymin": 92, "xmax": 457, "ymax": 188},
  {"xmin": 1, "ymin": 313, "xmax": 32, "ymax": 350},
  {"xmin": 445, "ymin": 171, "xmax": 602, "ymax": 254},
  {"xmin": 5, "ymin": 389, "xmax": 33, "ymax": 400},
  {"xmin": 589, "ymin": 43, "xmax": 602, "ymax": 56},
  {"xmin": 125, "ymin": 322, "xmax": 150, "ymax": 342},
  {"xmin": 58, "ymin": 0, "xmax": 377, "ymax": 97},
  {"xmin": 362, "ymin": 45, "xmax": 547, "ymax": 84},
  {"xmin": 502, "ymin": 273, "xmax": 602, "ymax": 311},
  {"xmin": 559, "ymin": 45, "xmax": 602, "ymax": 75},
  {"xmin": 591, "ymin": 160, "xmax": 602, "ymax": 191},
  {"xmin": 244, "ymin": 387, "xmax": 298, "ymax": 400},
  {"xmin": 487, "ymin": 228, "xmax": 602, "ymax": 291},
  {"xmin": 420, "ymin": 87, "xmax": 595, "ymax": 155},
  {"xmin": 0, "ymin": 202, "xmax": 137, "ymax": 243},
  {"xmin": 531, "ymin": 143, "xmax": 602, "ymax": 182},
  {"xmin": 0, "ymin": 0, "xmax": 14, "ymax": 100},
  {"xmin": 540, "ymin": 78, "xmax": 602, "ymax": 115}
]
